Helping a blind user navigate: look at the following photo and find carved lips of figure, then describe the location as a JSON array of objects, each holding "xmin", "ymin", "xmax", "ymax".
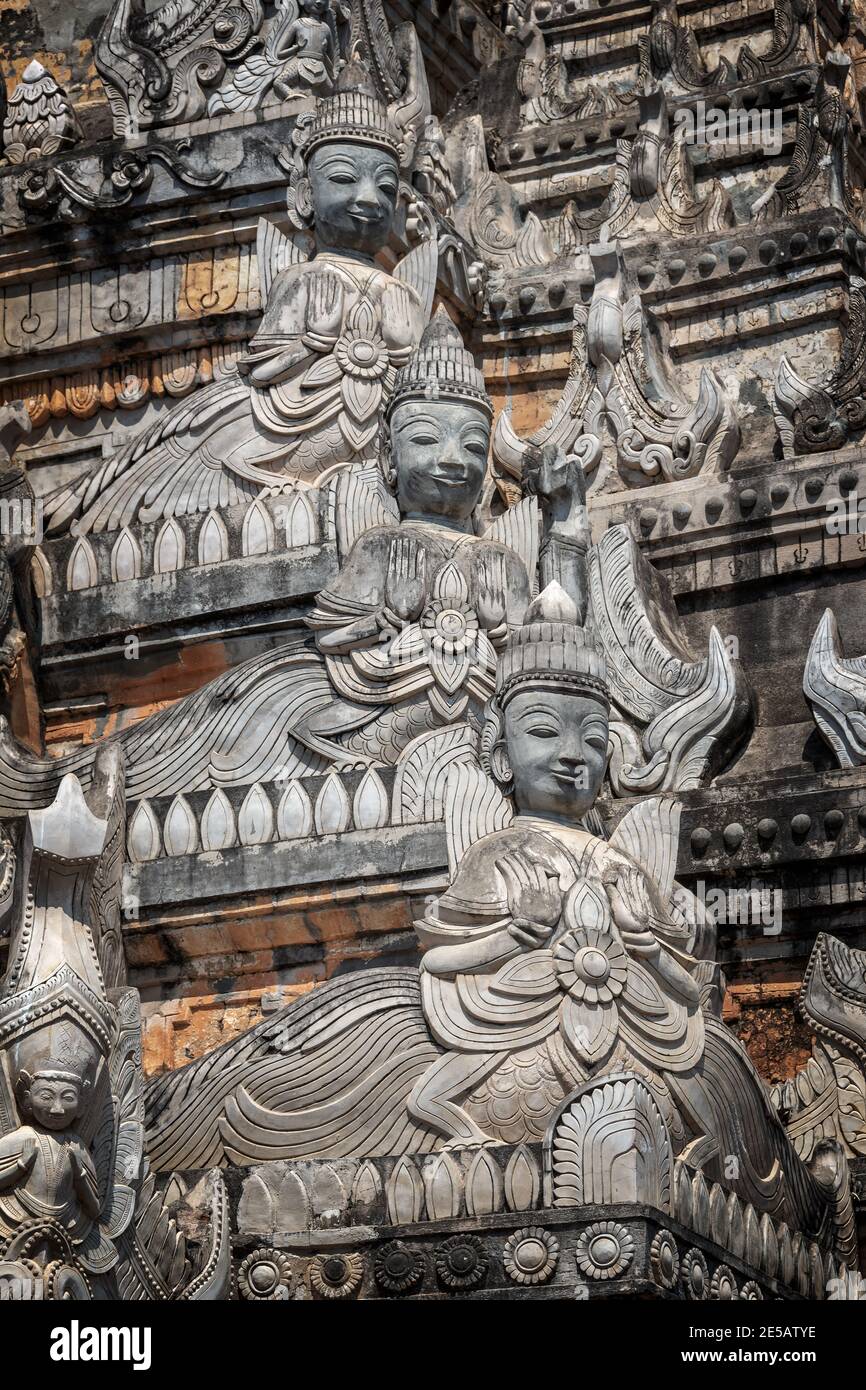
[
  {"xmin": 504, "ymin": 689, "xmax": 609, "ymax": 820},
  {"xmin": 388, "ymin": 398, "xmax": 491, "ymax": 525},
  {"xmin": 308, "ymin": 143, "xmax": 400, "ymax": 254}
]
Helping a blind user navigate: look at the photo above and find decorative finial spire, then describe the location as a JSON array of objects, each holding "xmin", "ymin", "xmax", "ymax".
[{"xmin": 2, "ymin": 59, "xmax": 81, "ymax": 165}]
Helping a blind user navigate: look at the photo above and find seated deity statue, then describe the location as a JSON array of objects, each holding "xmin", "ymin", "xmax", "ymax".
[
  {"xmin": 45, "ymin": 64, "xmax": 437, "ymax": 537},
  {"xmin": 0, "ymin": 312, "xmax": 592, "ymax": 809},
  {"xmin": 143, "ymin": 585, "xmax": 853, "ymax": 1260}
]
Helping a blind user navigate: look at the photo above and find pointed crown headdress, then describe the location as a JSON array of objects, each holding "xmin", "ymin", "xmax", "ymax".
[
  {"xmin": 497, "ymin": 582, "xmax": 609, "ymax": 707},
  {"xmin": 301, "ymin": 61, "xmax": 402, "ymax": 160},
  {"xmin": 386, "ymin": 307, "xmax": 493, "ymax": 420}
]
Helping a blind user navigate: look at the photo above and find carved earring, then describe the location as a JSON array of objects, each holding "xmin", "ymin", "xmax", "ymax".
[
  {"xmin": 381, "ymin": 437, "xmax": 397, "ymax": 492},
  {"xmin": 288, "ymin": 174, "xmax": 314, "ymax": 230}
]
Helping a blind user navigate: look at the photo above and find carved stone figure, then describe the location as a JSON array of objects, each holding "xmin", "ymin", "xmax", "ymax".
[
  {"xmin": 141, "ymin": 585, "xmax": 854, "ymax": 1267},
  {"xmin": 0, "ymin": 312, "xmax": 592, "ymax": 809},
  {"xmin": 207, "ymin": 0, "xmax": 343, "ymax": 115},
  {"xmin": 45, "ymin": 65, "xmax": 438, "ymax": 536},
  {"xmin": 0, "ymin": 404, "xmax": 35, "ymax": 698},
  {"xmin": 0, "ymin": 747, "xmax": 229, "ymax": 1299}
]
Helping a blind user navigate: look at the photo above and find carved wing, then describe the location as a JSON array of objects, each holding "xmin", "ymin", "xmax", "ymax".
[
  {"xmin": 803, "ymin": 608, "xmax": 866, "ymax": 767},
  {"xmin": 608, "ymin": 795, "xmax": 679, "ymax": 907},
  {"xmin": 591, "ymin": 525, "xmax": 753, "ymax": 793},
  {"xmin": 144, "ymin": 968, "xmax": 438, "ymax": 1169},
  {"xmin": 482, "ymin": 496, "xmax": 540, "ymax": 593},
  {"xmin": 589, "ymin": 524, "xmax": 701, "ymax": 725},
  {"xmin": 256, "ymin": 216, "xmax": 311, "ymax": 303},
  {"xmin": 100, "ymin": 989, "xmax": 145, "ymax": 1244},
  {"xmin": 326, "ymin": 460, "xmax": 398, "ymax": 559},
  {"xmin": 443, "ymin": 761, "xmax": 512, "ymax": 876},
  {"xmin": 392, "ymin": 725, "xmax": 479, "ymax": 828},
  {"xmin": 392, "ymin": 223, "xmax": 437, "ymax": 322}
]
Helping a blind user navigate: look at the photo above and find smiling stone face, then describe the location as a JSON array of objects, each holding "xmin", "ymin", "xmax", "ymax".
[
  {"xmin": 504, "ymin": 688, "xmax": 609, "ymax": 820},
  {"xmin": 389, "ymin": 398, "xmax": 491, "ymax": 523},
  {"xmin": 307, "ymin": 140, "xmax": 400, "ymax": 254},
  {"xmin": 24, "ymin": 1070, "xmax": 85, "ymax": 1131}
]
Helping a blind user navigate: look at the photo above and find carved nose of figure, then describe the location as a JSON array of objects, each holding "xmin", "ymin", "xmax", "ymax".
[
  {"xmin": 352, "ymin": 180, "xmax": 382, "ymax": 215},
  {"xmin": 439, "ymin": 440, "xmax": 464, "ymax": 469}
]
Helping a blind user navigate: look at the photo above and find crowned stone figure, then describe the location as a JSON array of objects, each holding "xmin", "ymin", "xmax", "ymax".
[
  {"xmin": 0, "ymin": 312, "xmax": 592, "ymax": 809},
  {"xmin": 45, "ymin": 64, "xmax": 438, "ymax": 537},
  {"xmin": 142, "ymin": 585, "xmax": 855, "ymax": 1268}
]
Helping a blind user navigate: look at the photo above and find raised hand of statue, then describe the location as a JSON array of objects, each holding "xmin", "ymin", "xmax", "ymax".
[
  {"xmin": 523, "ymin": 441, "xmax": 587, "ymax": 525},
  {"xmin": 604, "ymin": 867, "xmax": 661, "ymax": 959},
  {"xmin": 385, "ymin": 536, "xmax": 427, "ymax": 624},
  {"xmin": 476, "ymin": 552, "xmax": 507, "ymax": 633},
  {"xmin": 496, "ymin": 852, "xmax": 562, "ymax": 949}
]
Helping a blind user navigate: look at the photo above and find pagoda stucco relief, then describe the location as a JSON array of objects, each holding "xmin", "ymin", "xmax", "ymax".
[{"xmin": 0, "ymin": 0, "xmax": 864, "ymax": 1306}]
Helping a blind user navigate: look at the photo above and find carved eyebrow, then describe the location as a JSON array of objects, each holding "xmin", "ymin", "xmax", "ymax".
[
  {"xmin": 516, "ymin": 705, "xmax": 562, "ymax": 722},
  {"xmin": 318, "ymin": 154, "xmax": 361, "ymax": 170},
  {"xmin": 395, "ymin": 415, "xmax": 441, "ymax": 431}
]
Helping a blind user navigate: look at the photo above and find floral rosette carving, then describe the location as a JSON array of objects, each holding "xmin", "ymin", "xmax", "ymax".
[
  {"xmin": 575, "ymin": 1221, "xmax": 634, "ymax": 1280},
  {"xmin": 309, "ymin": 1250, "xmax": 364, "ymax": 1299},
  {"xmin": 374, "ymin": 1241, "xmax": 425, "ymax": 1294},
  {"xmin": 434, "ymin": 1234, "xmax": 488, "ymax": 1290},
  {"xmin": 300, "ymin": 295, "xmax": 413, "ymax": 457},
  {"xmin": 710, "ymin": 1264, "xmax": 739, "ymax": 1301},
  {"xmin": 649, "ymin": 1229, "xmax": 680, "ymax": 1290},
  {"xmin": 740, "ymin": 1281, "xmax": 763, "ymax": 1300},
  {"xmin": 238, "ymin": 1248, "xmax": 292, "ymax": 1301},
  {"xmin": 503, "ymin": 1227, "xmax": 559, "ymax": 1286},
  {"xmin": 681, "ymin": 1247, "xmax": 710, "ymax": 1300}
]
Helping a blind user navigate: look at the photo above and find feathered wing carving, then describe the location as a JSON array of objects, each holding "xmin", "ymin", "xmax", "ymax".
[
  {"xmin": 482, "ymin": 496, "xmax": 540, "ymax": 595},
  {"xmin": 609, "ymin": 796, "xmax": 679, "ymax": 907},
  {"xmin": 548, "ymin": 1073, "xmax": 673, "ymax": 1208},
  {"xmin": 256, "ymin": 217, "xmax": 312, "ymax": 302},
  {"xmin": 392, "ymin": 725, "xmax": 481, "ymax": 829},
  {"xmin": 803, "ymin": 609, "xmax": 866, "ymax": 767},
  {"xmin": 590, "ymin": 525, "xmax": 754, "ymax": 792},
  {"xmin": 326, "ymin": 458, "xmax": 399, "ymax": 558},
  {"xmin": 392, "ymin": 234, "xmax": 438, "ymax": 322},
  {"xmin": 443, "ymin": 762, "xmax": 512, "ymax": 877},
  {"xmin": 0, "ymin": 640, "xmax": 331, "ymax": 814},
  {"xmin": 144, "ymin": 970, "xmax": 440, "ymax": 1170}
]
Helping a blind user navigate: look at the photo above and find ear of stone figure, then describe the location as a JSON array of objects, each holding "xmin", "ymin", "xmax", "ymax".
[{"xmin": 480, "ymin": 699, "xmax": 513, "ymax": 794}]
